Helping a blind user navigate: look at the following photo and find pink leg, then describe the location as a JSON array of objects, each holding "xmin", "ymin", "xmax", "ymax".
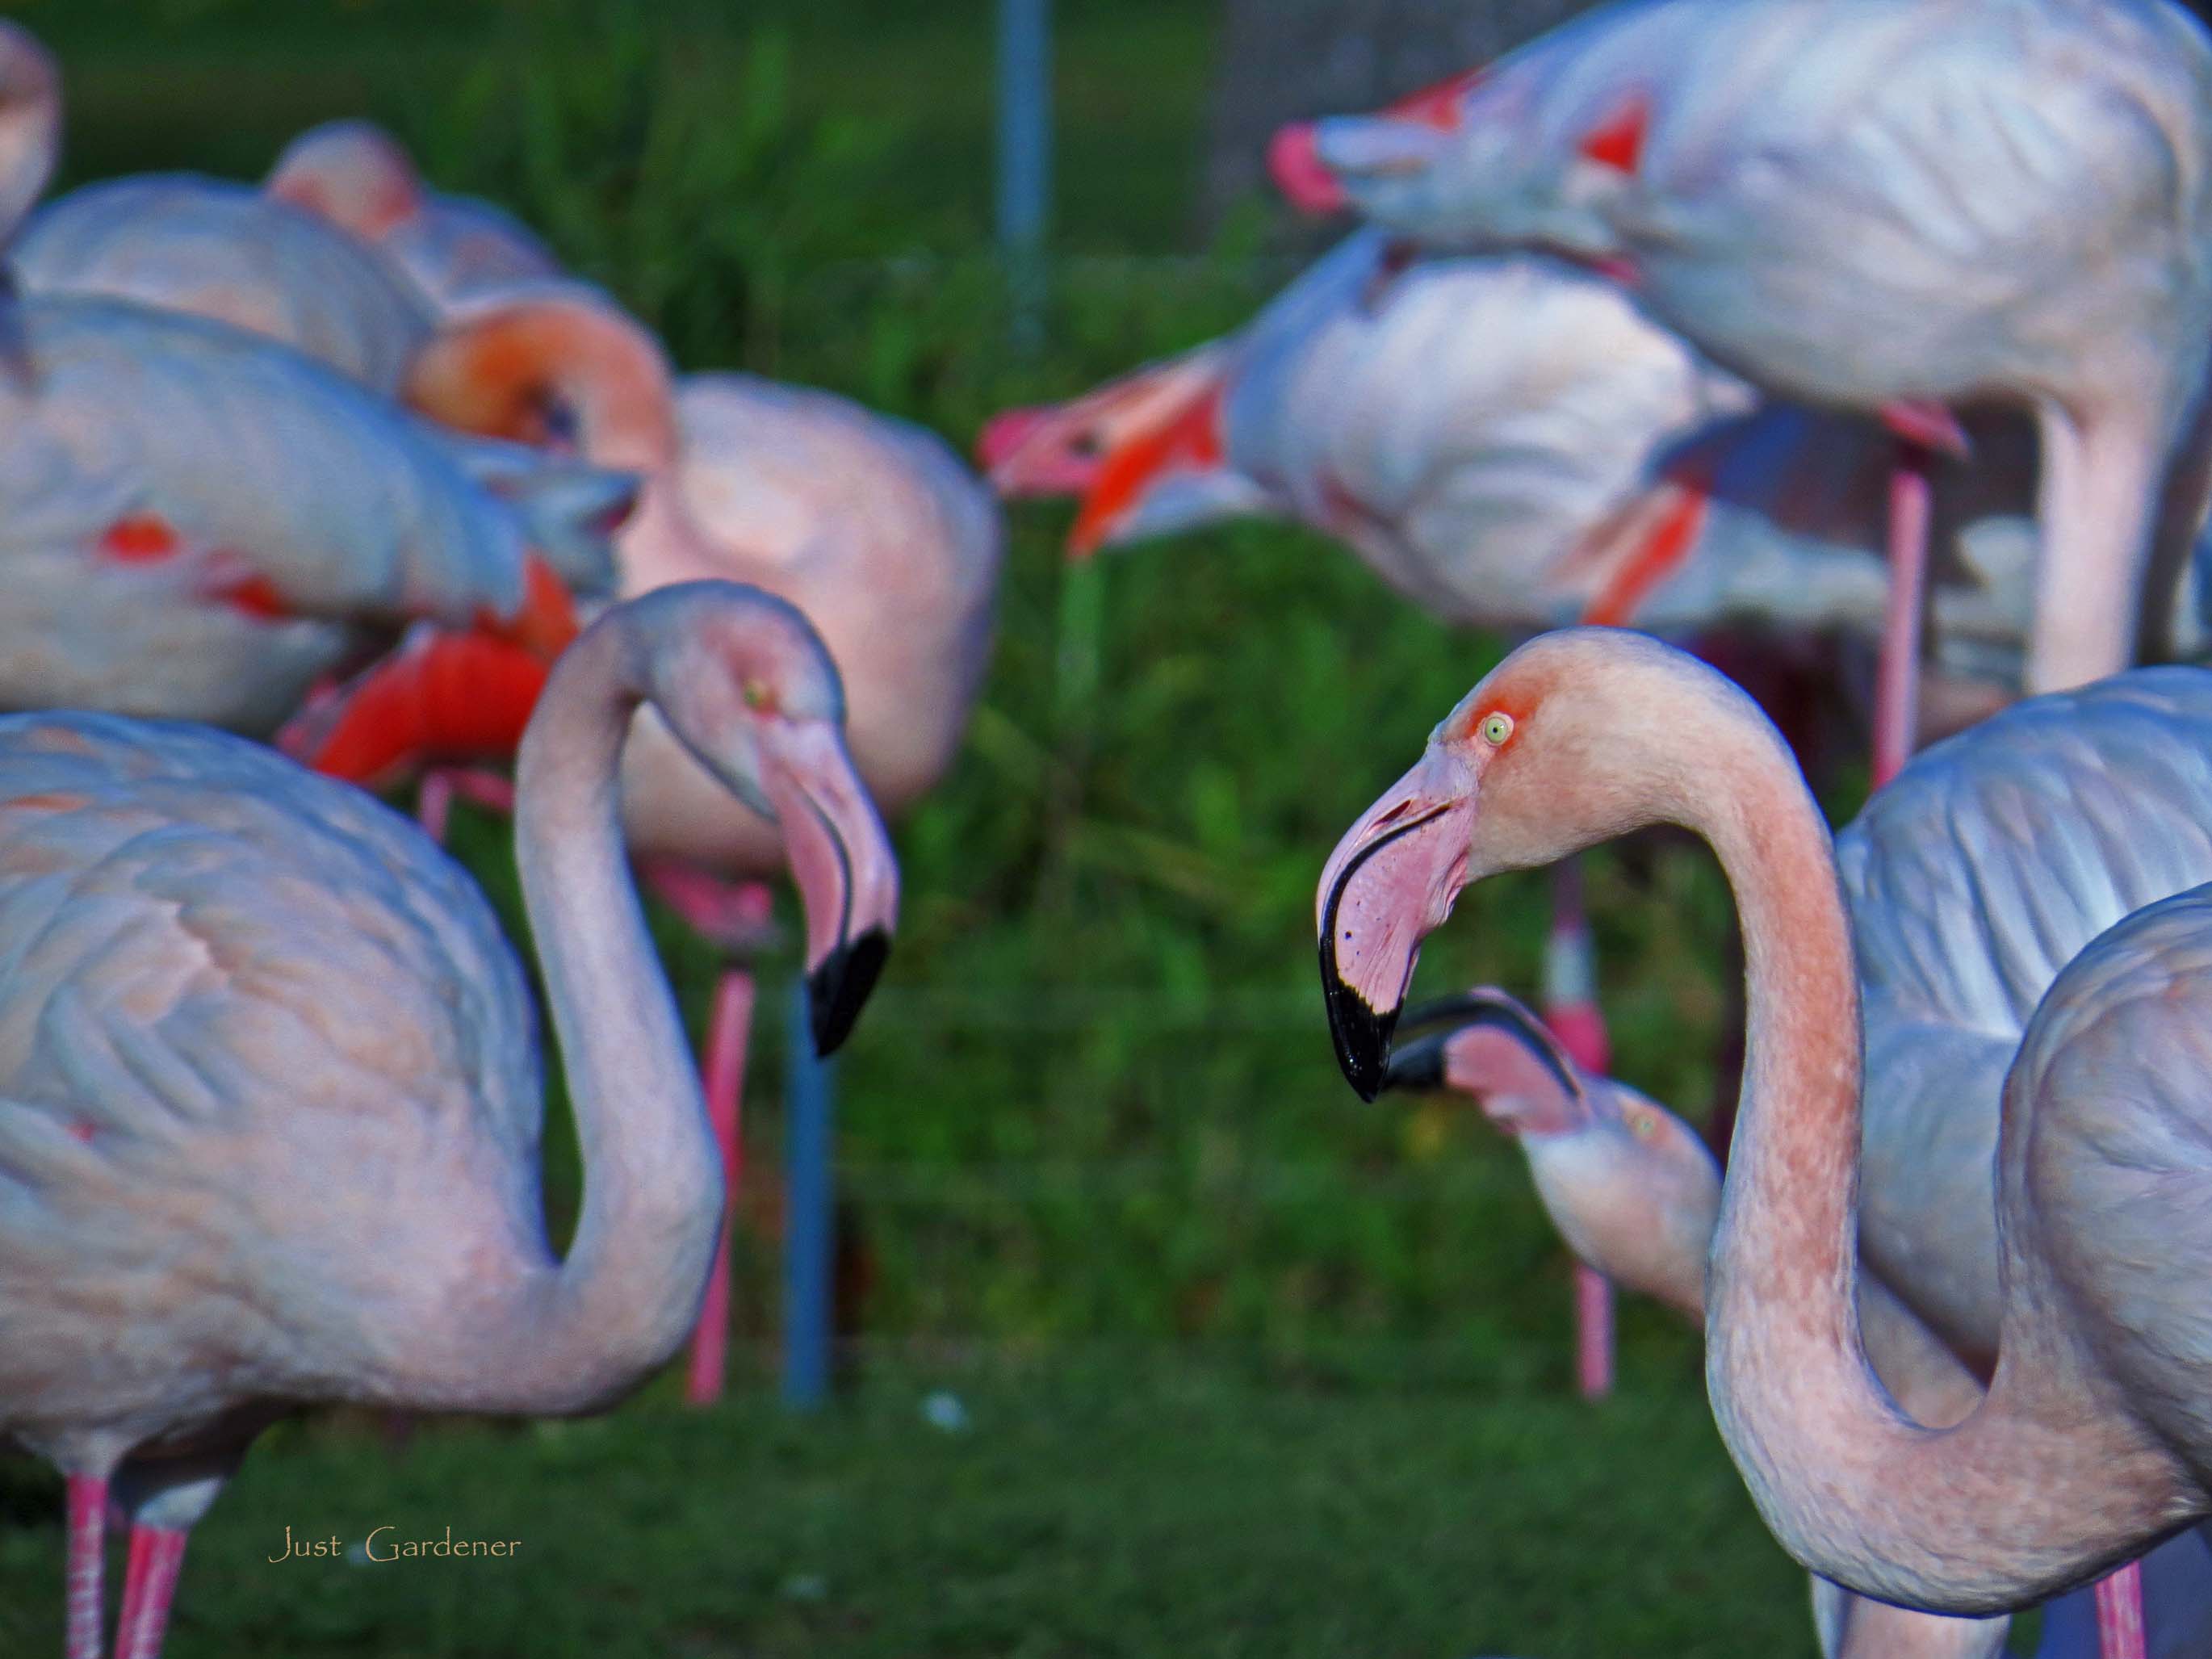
[
  {"xmin": 63, "ymin": 1474, "xmax": 105, "ymax": 1659},
  {"xmin": 111, "ymin": 1526, "xmax": 187, "ymax": 1659},
  {"xmin": 415, "ymin": 769, "xmax": 455, "ymax": 845},
  {"xmin": 1874, "ymin": 441, "xmax": 1935, "ymax": 790},
  {"xmin": 1544, "ymin": 859, "xmax": 1615, "ymax": 1401},
  {"xmin": 2095, "ymin": 1561, "xmax": 2147, "ymax": 1659},
  {"xmin": 684, "ymin": 969, "xmax": 756, "ymax": 1406}
]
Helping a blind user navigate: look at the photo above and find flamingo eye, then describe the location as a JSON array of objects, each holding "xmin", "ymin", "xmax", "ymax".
[
  {"xmin": 1628, "ymin": 1109, "xmax": 1658, "ymax": 1140},
  {"xmin": 1477, "ymin": 712, "xmax": 1514, "ymax": 746},
  {"xmin": 742, "ymin": 679, "xmax": 777, "ymax": 712}
]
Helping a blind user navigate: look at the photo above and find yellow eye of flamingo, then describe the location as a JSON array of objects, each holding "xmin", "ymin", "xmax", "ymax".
[
  {"xmin": 742, "ymin": 680, "xmax": 776, "ymax": 712},
  {"xmin": 1628, "ymin": 1109, "xmax": 1658, "ymax": 1139},
  {"xmin": 1478, "ymin": 712, "xmax": 1514, "ymax": 746}
]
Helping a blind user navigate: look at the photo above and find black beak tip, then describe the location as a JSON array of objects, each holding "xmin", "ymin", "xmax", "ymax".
[
  {"xmin": 1321, "ymin": 963, "xmax": 1398, "ymax": 1104},
  {"xmin": 807, "ymin": 927, "xmax": 890, "ymax": 1058}
]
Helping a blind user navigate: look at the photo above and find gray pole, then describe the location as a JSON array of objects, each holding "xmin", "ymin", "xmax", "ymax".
[
  {"xmin": 781, "ymin": 978, "xmax": 836, "ymax": 1410},
  {"xmin": 995, "ymin": 0, "xmax": 1051, "ymax": 341}
]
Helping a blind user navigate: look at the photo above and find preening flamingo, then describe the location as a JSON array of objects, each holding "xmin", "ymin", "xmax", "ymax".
[
  {"xmin": 266, "ymin": 118, "xmax": 564, "ymax": 311},
  {"xmin": 292, "ymin": 283, "xmax": 999, "ymax": 1400},
  {"xmin": 1383, "ymin": 989, "xmax": 2212, "ymax": 1657},
  {"xmin": 0, "ymin": 290, "xmax": 622, "ymax": 735},
  {"xmin": 1271, "ymin": 0, "xmax": 2212, "ymax": 798},
  {"xmin": 1317, "ymin": 632, "xmax": 2212, "ymax": 1625},
  {"xmin": 2, "ymin": 580, "xmax": 898, "ymax": 1659},
  {"xmin": 982, "ymin": 231, "xmax": 2136, "ymax": 696}
]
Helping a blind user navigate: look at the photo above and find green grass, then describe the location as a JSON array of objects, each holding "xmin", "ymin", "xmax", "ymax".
[
  {"xmin": 1, "ymin": 1358, "xmax": 1826, "ymax": 1659},
  {"xmin": 0, "ymin": 4, "xmax": 1921, "ymax": 1655}
]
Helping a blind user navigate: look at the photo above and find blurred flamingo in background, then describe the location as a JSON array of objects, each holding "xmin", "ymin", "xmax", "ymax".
[
  {"xmin": 289, "ymin": 283, "xmax": 1000, "ymax": 1402},
  {"xmin": 1381, "ymin": 988, "xmax": 2212, "ymax": 1657},
  {"xmin": 1318, "ymin": 634, "xmax": 2212, "ymax": 1646},
  {"xmin": 0, "ymin": 583, "xmax": 895, "ymax": 1659},
  {"xmin": 1271, "ymin": 0, "xmax": 2212, "ymax": 798},
  {"xmin": 266, "ymin": 118, "xmax": 564, "ymax": 312}
]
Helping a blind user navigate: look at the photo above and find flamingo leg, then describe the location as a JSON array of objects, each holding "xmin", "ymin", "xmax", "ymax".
[
  {"xmin": 1543, "ymin": 858, "xmax": 1615, "ymax": 1400},
  {"xmin": 1874, "ymin": 439, "xmax": 1935, "ymax": 790},
  {"xmin": 416, "ymin": 769, "xmax": 455, "ymax": 845},
  {"xmin": 110, "ymin": 1526, "xmax": 187, "ymax": 1659},
  {"xmin": 684, "ymin": 969, "xmax": 756, "ymax": 1406},
  {"xmin": 2094, "ymin": 1561, "xmax": 2147, "ymax": 1659},
  {"xmin": 63, "ymin": 1474, "xmax": 106, "ymax": 1659}
]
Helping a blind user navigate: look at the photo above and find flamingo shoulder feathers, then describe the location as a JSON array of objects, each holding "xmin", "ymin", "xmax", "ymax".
[
  {"xmin": 1837, "ymin": 669, "xmax": 2212, "ymax": 1040},
  {"xmin": 0, "ymin": 714, "xmax": 545, "ymax": 1429}
]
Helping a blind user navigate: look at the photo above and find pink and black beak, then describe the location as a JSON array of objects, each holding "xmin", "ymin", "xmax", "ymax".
[
  {"xmin": 1315, "ymin": 745, "xmax": 1479, "ymax": 1100},
  {"xmin": 756, "ymin": 720, "xmax": 900, "ymax": 1056},
  {"xmin": 1379, "ymin": 990, "xmax": 1577, "ymax": 1099}
]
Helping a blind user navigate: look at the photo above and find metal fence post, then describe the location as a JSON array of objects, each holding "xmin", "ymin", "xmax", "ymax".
[
  {"xmin": 781, "ymin": 976, "xmax": 836, "ymax": 1410},
  {"xmin": 995, "ymin": 0, "xmax": 1052, "ymax": 345}
]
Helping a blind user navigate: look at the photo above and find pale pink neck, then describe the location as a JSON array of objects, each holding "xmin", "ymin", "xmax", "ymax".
[{"xmin": 1680, "ymin": 689, "xmax": 2185, "ymax": 1612}]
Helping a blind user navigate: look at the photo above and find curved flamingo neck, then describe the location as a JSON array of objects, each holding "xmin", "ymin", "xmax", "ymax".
[
  {"xmin": 493, "ymin": 608, "xmax": 721, "ymax": 1412},
  {"xmin": 1679, "ymin": 685, "xmax": 2186, "ymax": 1611}
]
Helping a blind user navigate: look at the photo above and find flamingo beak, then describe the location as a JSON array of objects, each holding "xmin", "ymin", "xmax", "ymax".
[
  {"xmin": 1268, "ymin": 121, "xmax": 1348, "ymax": 216},
  {"xmin": 1380, "ymin": 991, "xmax": 1581, "ymax": 1104},
  {"xmin": 1315, "ymin": 746, "xmax": 1479, "ymax": 1100},
  {"xmin": 978, "ymin": 406, "xmax": 1102, "ymax": 496},
  {"xmin": 1272, "ymin": 116, "xmax": 1456, "ymax": 217},
  {"xmin": 756, "ymin": 720, "xmax": 900, "ymax": 1056}
]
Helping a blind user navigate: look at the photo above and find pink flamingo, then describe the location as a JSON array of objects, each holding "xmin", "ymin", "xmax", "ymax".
[
  {"xmin": 1317, "ymin": 631, "xmax": 2212, "ymax": 1641},
  {"xmin": 1269, "ymin": 0, "xmax": 2212, "ymax": 789},
  {"xmin": 265, "ymin": 118, "xmax": 564, "ymax": 312},
  {"xmin": 1382, "ymin": 987, "xmax": 2212, "ymax": 1656},
  {"xmin": 290, "ymin": 283, "xmax": 999, "ymax": 1401},
  {"xmin": 2, "ymin": 580, "xmax": 897, "ymax": 1659}
]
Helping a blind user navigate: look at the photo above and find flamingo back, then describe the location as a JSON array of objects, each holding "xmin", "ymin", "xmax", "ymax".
[{"xmin": 15, "ymin": 174, "xmax": 434, "ymax": 395}]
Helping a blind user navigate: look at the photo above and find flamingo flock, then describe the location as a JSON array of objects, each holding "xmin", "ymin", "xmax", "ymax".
[{"xmin": 7, "ymin": 0, "xmax": 2212, "ymax": 1653}]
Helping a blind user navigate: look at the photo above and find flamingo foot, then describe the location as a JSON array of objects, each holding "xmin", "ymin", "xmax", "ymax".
[
  {"xmin": 111, "ymin": 1526, "xmax": 187, "ymax": 1659},
  {"xmin": 2094, "ymin": 1561, "xmax": 2147, "ymax": 1659},
  {"xmin": 64, "ymin": 1474, "xmax": 105, "ymax": 1659},
  {"xmin": 685, "ymin": 969, "xmax": 756, "ymax": 1406}
]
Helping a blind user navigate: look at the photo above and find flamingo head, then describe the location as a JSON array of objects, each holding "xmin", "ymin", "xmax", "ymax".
[
  {"xmin": 981, "ymin": 341, "xmax": 1232, "ymax": 486},
  {"xmin": 266, "ymin": 118, "xmax": 425, "ymax": 241},
  {"xmin": 408, "ymin": 284, "xmax": 679, "ymax": 474},
  {"xmin": 1269, "ymin": 68, "xmax": 1485, "ymax": 222},
  {"xmin": 1380, "ymin": 987, "xmax": 1720, "ymax": 1315},
  {"xmin": 612, "ymin": 582, "xmax": 900, "ymax": 1055},
  {"xmin": 1317, "ymin": 628, "xmax": 1767, "ymax": 1099}
]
